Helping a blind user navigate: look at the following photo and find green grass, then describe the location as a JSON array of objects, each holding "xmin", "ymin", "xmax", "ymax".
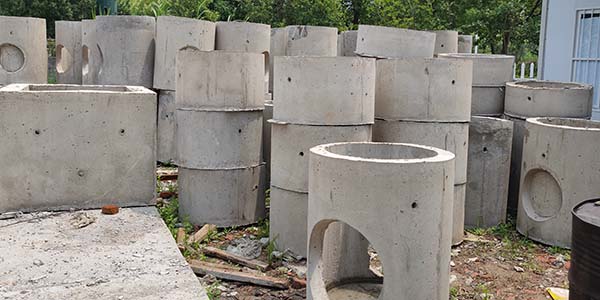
[{"xmin": 205, "ymin": 280, "xmax": 222, "ymax": 300}]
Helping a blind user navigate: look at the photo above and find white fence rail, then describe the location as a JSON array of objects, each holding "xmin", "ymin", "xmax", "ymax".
[{"xmin": 513, "ymin": 62, "xmax": 536, "ymax": 80}]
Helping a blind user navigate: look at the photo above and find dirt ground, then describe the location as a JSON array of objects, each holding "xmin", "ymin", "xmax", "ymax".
[{"xmin": 157, "ymin": 167, "xmax": 569, "ymax": 300}]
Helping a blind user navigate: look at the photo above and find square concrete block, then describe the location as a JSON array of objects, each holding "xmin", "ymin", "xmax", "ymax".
[
  {"xmin": 0, "ymin": 84, "xmax": 157, "ymax": 213},
  {"xmin": 0, "ymin": 16, "xmax": 47, "ymax": 85}
]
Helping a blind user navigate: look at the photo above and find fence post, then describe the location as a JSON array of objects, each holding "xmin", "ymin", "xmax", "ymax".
[{"xmin": 530, "ymin": 63, "xmax": 535, "ymax": 79}]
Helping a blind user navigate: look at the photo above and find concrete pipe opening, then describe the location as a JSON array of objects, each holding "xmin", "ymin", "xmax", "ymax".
[
  {"xmin": 55, "ymin": 44, "xmax": 72, "ymax": 74},
  {"xmin": 531, "ymin": 117, "xmax": 600, "ymax": 130},
  {"xmin": 320, "ymin": 142, "xmax": 440, "ymax": 161},
  {"xmin": 508, "ymin": 80, "xmax": 590, "ymax": 90}
]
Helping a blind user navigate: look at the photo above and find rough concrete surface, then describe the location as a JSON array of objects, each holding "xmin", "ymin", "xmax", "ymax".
[
  {"xmin": 0, "ymin": 207, "xmax": 208, "ymax": 300},
  {"xmin": 453, "ymin": 183, "xmax": 466, "ymax": 245},
  {"xmin": 433, "ymin": 30, "xmax": 458, "ymax": 54},
  {"xmin": 337, "ymin": 30, "xmax": 357, "ymax": 56},
  {"xmin": 55, "ymin": 21, "xmax": 82, "ymax": 84},
  {"xmin": 157, "ymin": 90, "xmax": 176, "ymax": 163},
  {"xmin": 0, "ymin": 84, "xmax": 156, "ymax": 213},
  {"xmin": 0, "ymin": 16, "xmax": 47, "ymax": 85},
  {"xmin": 284, "ymin": 25, "xmax": 338, "ymax": 57},
  {"xmin": 458, "ymin": 35, "xmax": 473, "ymax": 53},
  {"xmin": 269, "ymin": 186, "xmax": 308, "ymax": 257},
  {"xmin": 81, "ymin": 19, "xmax": 99, "ymax": 85},
  {"xmin": 504, "ymin": 114, "xmax": 527, "ymax": 216},
  {"xmin": 215, "ymin": 21, "xmax": 270, "ymax": 54},
  {"xmin": 262, "ymin": 100, "xmax": 273, "ymax": 183},
  {"xmin": 355, "ymin": 25, "xmax": 436, "ymax": 58}
]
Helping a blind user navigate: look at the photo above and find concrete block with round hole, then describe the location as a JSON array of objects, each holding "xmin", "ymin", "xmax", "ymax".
[
  {"xmin": 0, "ymin": 84, "xmax": 156, "ymax": 213},
  {"xmin": 439, "ymin": 53, "xmax": 515, "ymax": 116},
  {"xmin": 273, "ymin": 56, "xmax": 376, "ymax": 126},
  {"xmin": 458, "ymin": 35, "xmax": 473, "ymax": 53},
  {"xmin": 0, "ymin": 16, "xmax": 47, "ymax": 85},
  {"xmin": 157, "ymin": 90, "xmax": 176, "ymax": 163},
  {"xmin": 307, "ymin": 142, "xmax": 455, "ymax": 300},
  {"xmin": 517, "ymin": 118, "xmax": 600, "ymax": 248},
  {"xmin": 55, "ymin": 21, "xmax": 82, "ymax": 84},
  {"xmin": 355, "ymin": 25, "xmax": 436, "ymax": 58},
  {"xmin": 95, "ymin": 16, "xmax": 156, "ymax": 87},
  {"xmin": 466, "ymin": 117, "xmax": 513, "ymax": 228},
  {"xmin": 81, "ymin": 19, "xmax": 99, "ymax": 85},
  {"xmin": 153, "ymin": 16, "xmax": 215, "ymax": 90},
  {"xmin": 433, "ymin": 30, "xmax": 458, "ymax": 55},
  {"xmin": 375, "ymin": 58, "xmax": 472, "ymax": 122}
]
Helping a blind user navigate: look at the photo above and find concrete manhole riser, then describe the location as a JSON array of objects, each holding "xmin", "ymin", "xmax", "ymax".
[
  {"xmin": 55, "ymin": 21, "xmax": 82, "ymax": 84},
  {"xmin": 375, "ymin": 58, "xmax": 473, "ymax": 122},
  {"xmin": 81, "ymin": 19, "xmax": 99, "ymax": 85},
  {"xmin": 176, "ymin": 49, "xmax": 265, "ymax": 110},
  {"xmin": 307, "ymin": 142, "xmax": 455, "ymax": 300},
  {"xmin": 178, "ymin": 165, "xmax": 265, "ymax": 227},
  {"xmin": 273, "ymin": 56, "xmax": 376, "ymax": 126},
  {"xmin": 458, "ymin": 35, "xmax": 473, "ymax": 53},
  {"xmin": 439, "ymin": 53, "xmax": 515, "ymax": 116},
  {"xmin": 433, "ymin": 30, "xmax": 458, "ymax": 55},
  {"xmin": 517, "ymin": 118, "xmax": 600, "ymax": 248},
  {"xmin": 154, "ymin": 16, "xmax": 215, "ymax": 91},
  {"xmin": 270, "ymin": 123, "xmax": 373, "ymax": 194},
  {"xmin": 158, "ymin": 90, "xmax": 176, "ymax": 163},
  {"xmin": 466, "ymin": 116, "xmax": 514, "ymax": 228},
  {"xmin": 269, "ymin": 186, "xmax": 308, "ymax": 257},
  {"xmin": 95, "ymin": 16, "xmax": 156, "ymax": 87},
  {"xmin": 0, "ymin": 16, "xmax": 47, "ymax": 85},
  {"xmin": 215, "ymin": 21, "xmax": 270, "ymax": 53},
  {"xmin": 355, "ymin": 25, "xmax": 436, "ymax": 59},
  {"xmin": 337, "ymin": 30, "xmax": 358, "ymax": 57},
  {"xmin": 0, "ymin": 84, "xmax": 157, "ymax": 213}
]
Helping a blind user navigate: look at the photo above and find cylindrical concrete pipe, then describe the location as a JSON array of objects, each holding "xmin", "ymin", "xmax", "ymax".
[
  {"xmin": 504, "ymin": 80, "xmax": 593, "ymax": 217},
  {"xmin": 81, "ymin": 19, "xmax": 99, "ymax": 85},
  {"xmin": 95, "ymin": 16, "xmax": 156, "ymax": 87},
  {"xmin": 154, "ymin": 16, "xmax": 215, "ymax": 91},
  {"xmin": 176, "ymin": 49, "xmax": 265, "ymax": 226},
  {"xmin": 337, "ymin": 30, "xmax": 357, "ymax": 56},
  {"xmin": 458, "ymin": 35, "xmax": 473, "ymax": 53},
  {"xmin": 55, "ymin": 21, "xmax": 82, "ymax": 84},
  {"xmin": 158, "ymin": 90, "xmax": 176, "ymax": 163},
  {"xmin": 355, "ymin": 24, "xmax": 436, "ymax": 58},
  {"xmin": 517, "ymin": 118, "xmax": 600, "ymax": 248},
  {"xmin": 0, "ymin": 16, "xmax": 47, "ymax": 85},
  {"xmin": 372, "ymin": 58, "xmax": 472, "ymax": 245},
  {"xmin": 439, "ymin": 53, "xmax": 515, "ymax": 116},
  {"xmin": 284, "ymin": 25, "xmax": 338, "ymax": 57},
  {"xmin": 307, "ymin": 142, "xmax": 455, "ymax": 300},
  {"xmin": 465, "ymin": 116, "xmax": 513, "ymax": 228},
  {"xmin": 433, "ymin": 30, "xmax": 458, "ymax": 55},
  {"xmin": 270, "ymin": 56, "xmax": 375, "ymax": 256}
]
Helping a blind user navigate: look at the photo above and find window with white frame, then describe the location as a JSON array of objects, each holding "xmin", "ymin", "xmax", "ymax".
[{"xmin": 572, "ymin": 9, "xmax": 600, "ymax": 118}]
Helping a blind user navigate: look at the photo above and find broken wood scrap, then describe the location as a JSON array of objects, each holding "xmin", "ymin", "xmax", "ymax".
[
  {"xmin": 176, "ymin": 227, "xmax": 186, "ymax": 250},
  {"xmin": 188, "ymin": 224, "xmax": 216, "ymax": 244},
  {"xmin": 189, "ymin": 260, "xmax": 289, "ymax": 289},
  {"xmin": 202, "ymin": 246, "xmax": 269, "ymax": 271}
]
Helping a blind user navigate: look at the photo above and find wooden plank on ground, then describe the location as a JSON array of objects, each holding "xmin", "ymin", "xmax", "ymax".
[
  {"xmin": 188, "ymin": 224, "xmax": 216, "ymax": 244},
  {"xmin": 203, "ymin": 246, "xmax": 269, "ymax": 271},
  {"xmin": 188, "ymin": 260, "xmax": 288, "ymax": 289}
]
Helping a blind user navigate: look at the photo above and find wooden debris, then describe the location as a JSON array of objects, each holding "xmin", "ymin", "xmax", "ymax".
[
  {"xmin": 203, "ymin": 246, "xmax": 269, "ymax": 271},
  {"xmin": 176, "ymin": 228, "xmax": 186, "ymax": 250},
  {"xmin": 189, "ymin": 260, "xmax": 289, "ymax": 289},
  {"xmin": 290, "ymin": 277, "xmax": 306, "ymax": 289},
  {"xmin": 158, "ymin": 174, "xmax": 178, "ymax": 181},
  {"xmin": 188, "ymin": 224, "xmax": 216, "ymax": 244}
]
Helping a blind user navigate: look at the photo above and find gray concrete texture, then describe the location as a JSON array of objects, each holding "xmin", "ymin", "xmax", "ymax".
[
  {"xmin": 517, "ymin": 118, "xmax": 600, "ymax": 248},
  {"xmin": 337, "ymin": 30, "xmax": 357, "ymax": 56},
  {"xmin": 458, "ymin": 35, "xmax": 473, "ymax": 54},
  {"xmin": 0, "ymin": 207, "xmax": 208, "ymax": 300},
  {"xmin": 272, "ymin": 56, "xmax": 375, "ymax": 125},
  {"xmin": 262, "ymin": 100, "xmax": 273, "ymax": 184},
  {"xmin": 269, "ymin": 186, "xmax": 308, "ymax": 256},
  {"xmin": 466, "ymin": 117, "xmax": 513, "ymax": 228},
  {"xmin": 176, "ymin": 49, "xmax": 264, "ymax": 110},
  {"xmin": 375, "ymin": 58, "xmax": 473, "ymax": 122},
  {"xmin": 0, "ymin": 84, "xmax": 156, "ymax": 213},
  {"xmin": 157, "ymin": 90, "xmax": 176, "ymax": 163},
  {"xmin": 307, "ymin": 142, "xmax": 455, "ymax": 300},
  {"xmin": 55, "ymin": 21, "xmax": 82, "ymax": 84},
  {"xmin": 0, "ymin": 16, "xmax": 47, "ymax": 85},
  {"xmin": 439, "ymin": 53, "xmax": 515, "ymax": 116},
  {"xmin": 453, "ymin": 183, "xmax": 466, "ymax": 245},
  {"xmin": 81, "ymin": 19, "xmax": 99, "ymax": 85},
  {"xmin": 95, "ymin": 16, "xmax": 156, "ymax": 87},
  {"xmin": 433, "ymin": 30, "xmax": 458, "ymax": 54},
  {"xmin": 355, "ymin": 25, "xmax": 436, "ymax": 58},
  {"xmin": 154, "ymin": 16, "xmax": 215, "ymax": 90},
  {"xmin": 504, "ymin": 114, "xmax": 527, "ymax": 216},
  {"xmin": 215, "ymin": 21, "xmax": 270, "ymax": 53}
]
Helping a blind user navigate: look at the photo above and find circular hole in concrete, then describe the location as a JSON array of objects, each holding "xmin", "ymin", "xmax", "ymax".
[
  {"xmin": 0, "ymin": 43, "xmax": 25, "ymax": 73},
  {"xmin": 542, "ymin": 153, "xmax": 546, "ymax": 158},
  {"xmin": 119, "ymin": 129, "xmax": 125, "ymax": 135},
  {"xmin": 527, "ymin": 96, "xmax": 532, "ymax": 101},
  {"xmin": 299, "ymin": 151, "xmax": 304, "ymax": 156},
  {"xmin": 324, "ymin": 143, "xmax": 439, "ymax": 160},
  {"xmin": 411, "ymin": 202, "xmax": 418, "ymax": 209},
  {"xmin": 482, "ymin": 147, "xmax": 488, "ymax": 153},
  {"xmin": 287, "ymin": 77, "xmax": 292, "ymax": 82},
  {"xmin": 238, "ymin": 129, "xmax": 242, "ymax": 133},
  {"xmin": 452, "ymin": 80, "xmax": 456, "ymax": 85},
  {"xmin": 522, "ymin": 168, "xmax": 563, "ymax": 221},
  {"xmin": 441, "ymin": 44, "xmax": 445, "ymax": 48},
  {"xmin": 34, "ymin": 129, "xmax": 40, "ymax": 135}
]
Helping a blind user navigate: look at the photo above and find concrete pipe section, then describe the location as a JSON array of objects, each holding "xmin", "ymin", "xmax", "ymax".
[
  {"xmin": 81, "ymin": 19, "xmax": 99, "ymax": 85},
  {"xmin": 154, "ymin": 16, "xmax": 215, "ymax": 91},
  {"xmin": 262, "ymin": 100, "xmax": 273, "ymax": 184},
  {"xmin": 95, "ymin": 16, "xmax": 156, "ymax": 87},
  {"xmin": 0, "ymin": 16, "xmax": 47, "ymax": 85},
  {"xmin": 307, "ymin": 142, "xmax": 455, "ymax": 300},
  {"xmin": 504, "ymin": 80, "xmax": 593, "ymax": 216},
  {"xmin": 176, "ymin": 49, "xmax": 265, "ymax": 226},
  {"xmin": 157, "ymin": 90, "xmax": 176, "ymax": 163},
  {"xmin": 517, "ymin": 118, "xmax": 600, "ymax": 248},
  {"xmin": 439, "ymin": 53, "xmax": 515, "ymax": 116},
  {"xmin": 433, "ymin": 30, "xmax": 458, "ymax": 55},
  {"xmin": 337, "ymin": 30, "xmax": 357, "ymax": 56},
  {"xmin": 466, "ymin": 116, "xmax": 513, "ymax": 228},
  {"xmin": 0, "ymin": 84, "xmax": 157, "ymax": 213},
  {"xmin": 458, "ymin": 35, "xmax": 473, "ymax": 53},
  {"xmin": 55, "ymin": 21, "xmax": 82, "ymax": 84},
  {"xmin": 355, "ymin": 25, "xmax": 436, "ymax": 58}
]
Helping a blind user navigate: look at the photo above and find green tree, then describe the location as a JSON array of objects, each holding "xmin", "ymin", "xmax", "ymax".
[{"xmin": 209, "ymin": 0, "xmax": 273, "ymax": 23}]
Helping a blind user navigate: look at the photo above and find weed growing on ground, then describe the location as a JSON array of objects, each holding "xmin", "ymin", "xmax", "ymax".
[
  {"xmin": 205, "ymin": 280, "xmax": 222, "ymax": 300},
  {"xmin": 157, "ymin": 198, "xmax": 193, "ymax": 238}
]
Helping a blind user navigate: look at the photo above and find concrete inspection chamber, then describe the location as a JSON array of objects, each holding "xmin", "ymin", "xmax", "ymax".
[
  {"xmin": 504, "ymin": 80, "xmax": 593, "ymax": 216},
  {"xmin": 0, "ymin": 16, "xmax": 47, "ymax": 86},
  {"xmin": 517, "ymin": 118, "xmax": 600, "ymax": 248},
  {"xmin": 0, "ymin": 84, "xmax": 157, "ymax": 213},
  {"xmin": 176, "ymin": 49, "xmax": 265, "ymax": 227},
  {"xmin": 269, "ymin": 56, "xmax": 375, "ymax": 256},
  {"xmin": 355, "ymin": 25, "xmax": 436, "ymax": 58},
  {"xmin": 307, "ymin": 142, "xmax": 455, "ymax": 300},
  {"xmin": 439, "ymin": 53, "xmax": 515, "ymax": 116},
  {"xmin": 433, "ymin": 30, "xmax": 458, "ymax": 55},
  {"xmin": 55, "ymin": 21, "xmax": 82, "ymax": 84}
]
